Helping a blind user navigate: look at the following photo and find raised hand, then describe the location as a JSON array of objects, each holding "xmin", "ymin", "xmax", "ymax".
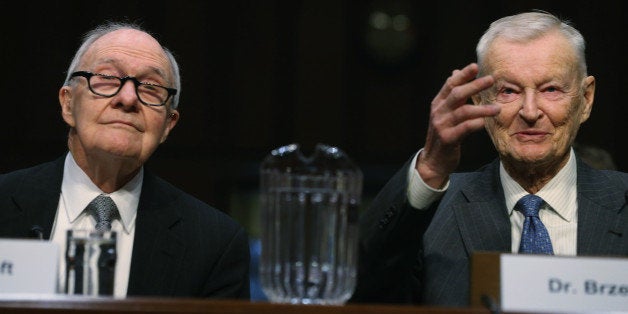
[{"xmin": 417, "ymin": 63, "xmax": 500, "ymax": 189}]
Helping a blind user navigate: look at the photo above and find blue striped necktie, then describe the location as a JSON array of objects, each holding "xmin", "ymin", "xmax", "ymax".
[{"xmin": 515, "ymin": 194, "xmax": 554, "ymax": 255}]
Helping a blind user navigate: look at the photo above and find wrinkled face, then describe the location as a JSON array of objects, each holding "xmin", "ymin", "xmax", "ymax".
[
  {"xmin": 476, "ymin": 31, "xmax": 594, "ymax": 170},
  {"xmin": 59, "ymin": 29, "xmax": 179, "ymax": 165}
]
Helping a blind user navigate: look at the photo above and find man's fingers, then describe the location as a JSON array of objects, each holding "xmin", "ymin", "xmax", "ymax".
[
  {"xmin": 449, "ymin": 102, "xmax": 500, "ymax": 126},
  {"xmin": 431, "ymin": 102, "xmax": 500, "ymax": 145},
  {"xmin": 434, "ymin": 63, "xmax": 494, "ymax": 110},
  {"xmin": 448, "ymin": 75, "xmax": 494, "ymax": 104},
  {"xmin": 438, "ymin": 117, "xmax": 489, "ymax": 146},
  {"xmin": 436, "ymin": 63, "xmax": 481, "ymax": 97}
]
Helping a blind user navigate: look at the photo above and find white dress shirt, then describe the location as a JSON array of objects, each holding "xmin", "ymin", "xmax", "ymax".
[
  {"xmin": 407, "ymin": 148, "xmax": 578, "ymax": 256},
  {"xmin": 50, "ymin": 152, "xmax": 141, "ymax": 297}
]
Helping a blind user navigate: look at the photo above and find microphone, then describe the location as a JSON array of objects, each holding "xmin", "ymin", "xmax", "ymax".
[
  {"xmin": 481, "ymin": 294, "xmax": 501, "ymax": 314},
  {"xmin": 30, "ymin": 225, "xmax": 44, "ymax": 240}
]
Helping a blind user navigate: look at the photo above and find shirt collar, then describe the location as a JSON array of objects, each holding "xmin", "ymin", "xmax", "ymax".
[
  {"xmin": 61, "ymin": 152, "xmax": 142, "ymax": 233},
  {"xmin": 501, "ymin": 148, "xmax": 578, "ymax": 222}
]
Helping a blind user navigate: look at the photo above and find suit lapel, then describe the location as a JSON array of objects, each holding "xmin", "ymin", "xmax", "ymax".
[
  {"xmin": 10, "ymin": 156, "xmax": 65, "ymax": 239},
  {"xmin": 453, "ymin": 160, "xmax": 512, "ymax": 253},
  {"xmin": 443, "ymin": 157, "xmax": 626, "ymax": 257},
  {"xmin": 576, "ymin": 160, "xmax": 627, "ymax": 255},
  {"xmin": 6, "ymin": 155, "xmax": 189, "ymax": 295},
  {"xmin": 453, "ymin": 158, "xmax": 626, "ymax": 256},
  {"xmin": 127, "ymin": 170, "xmax": 186, "ymax": 296}
]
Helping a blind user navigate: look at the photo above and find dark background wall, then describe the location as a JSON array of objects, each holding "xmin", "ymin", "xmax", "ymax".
[{"xmin": 1, "ymin": 0, "xmax": 626, "ymax": 234}]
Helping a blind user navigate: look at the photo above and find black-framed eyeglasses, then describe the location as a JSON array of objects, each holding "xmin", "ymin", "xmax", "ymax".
[{"xmin": 70, "ymin": 71, "xmax": 177, "ymax": 107}]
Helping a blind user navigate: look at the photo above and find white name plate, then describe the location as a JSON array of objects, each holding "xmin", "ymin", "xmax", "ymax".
[
  {"xmin": 0, "ymin": 239, "xmax": 59, "ymax": 295},
  {"xmin": 501, "ymin": 254, "xmax": 628, "ymax": 313}
]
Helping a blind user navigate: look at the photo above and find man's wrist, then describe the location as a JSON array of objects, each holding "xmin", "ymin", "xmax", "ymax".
[{"xmin": 407, "ymin": 149, "xmax": 448, "ymax": 209}]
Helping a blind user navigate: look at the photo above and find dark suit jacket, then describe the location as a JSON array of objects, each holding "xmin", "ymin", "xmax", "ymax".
[
  {"xmin": 0, "ymin": 154, "xmax": 250, "ymax": 299},
  {"xmin": 350, "ymin": 157, "xmax": 628, "ymax": 307}
]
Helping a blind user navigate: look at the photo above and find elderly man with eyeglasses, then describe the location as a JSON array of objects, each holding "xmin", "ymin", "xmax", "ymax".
[{"xmin": 0, "ymin": 22, "xmax": 250, "ymax": 299}]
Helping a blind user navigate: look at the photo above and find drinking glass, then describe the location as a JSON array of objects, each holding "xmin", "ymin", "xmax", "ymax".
[{"xmin": 65, "ymin": 230, "xmax": 116, "ymax": 296}]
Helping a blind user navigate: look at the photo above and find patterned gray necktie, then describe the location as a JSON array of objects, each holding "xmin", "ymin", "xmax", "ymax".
[
  {"xmin": 86, "ymin": 194, "xmax": 119, "ymax": 232},
  {"xmin": 515, "ymin": 194, "xmax": 554, "ymax": 255}
]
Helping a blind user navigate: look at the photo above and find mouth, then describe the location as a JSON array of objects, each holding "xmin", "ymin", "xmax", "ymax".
[
  {"xmin": 106, "ymin": 120, "xmax": 143, "ymax": 132},
  {"xmin": 513, "ymin": 130, "xmax": 549, "ymax": 142}
]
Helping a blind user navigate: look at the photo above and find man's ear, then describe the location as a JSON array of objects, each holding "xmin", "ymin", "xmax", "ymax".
[
  {"xmin": 160, "ymin": 110, "xmax": 179, "ymax": 143},
  {"xmin": 579, "ymin": 76, "xmax": 595, "ymax": 123},
  {"xmin": 59, "ymin": 86, "xmax": 76, "ymax": 127}
]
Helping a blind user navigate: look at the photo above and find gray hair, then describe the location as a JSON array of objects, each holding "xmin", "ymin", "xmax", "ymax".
[
  {"xmin": 476, "ymin": 11, "xmax": 587, "ymax": 78},
  {"xmin": 63, "ymin": 22, "xmax": 181, "ymax": 109}
]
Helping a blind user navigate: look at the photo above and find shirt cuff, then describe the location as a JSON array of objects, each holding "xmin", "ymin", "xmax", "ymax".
[{"xmin": 407, "ymin": 149, "xmax": 449, "ymax": 210}]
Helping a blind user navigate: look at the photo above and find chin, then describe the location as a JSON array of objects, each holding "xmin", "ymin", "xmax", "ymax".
[
  {"xmin": 98, "ymin": 142, "xmax": 139, "ymax": 158},
  {"xmin": 503, "ymin": 145, "xmax": 552, "ymax": 165}
]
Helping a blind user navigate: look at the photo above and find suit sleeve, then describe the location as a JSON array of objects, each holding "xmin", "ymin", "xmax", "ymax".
[
  {"xmin": 349, "ymin": 158, "xmax": 439, "ymax": 304},
  {"xmin": 201, "ymin": 224, "xmax": 251, "ymax": 299}
]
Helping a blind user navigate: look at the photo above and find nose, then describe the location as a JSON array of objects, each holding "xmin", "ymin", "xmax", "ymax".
[
  {"xmin": 519, "ymin": 89, "xmax": 542, "ymax": 122},
  {"xmin": 112, "ymin": 80, "xmax": 140, "ymax": 110}
]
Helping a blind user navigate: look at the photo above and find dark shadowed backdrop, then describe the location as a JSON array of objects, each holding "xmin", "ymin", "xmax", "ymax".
[{"xmin": 1, "ymin": 0, "xmax": 626, "ymax": 235}]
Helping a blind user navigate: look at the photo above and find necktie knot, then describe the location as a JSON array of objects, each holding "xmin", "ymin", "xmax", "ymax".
[
  {"xmin": 87, "ymin": 194, "xmax": 119, "ymax": 232},
  {"xmin": 515, "ymin": 194, "xmax": 544, "ymax": 217}
]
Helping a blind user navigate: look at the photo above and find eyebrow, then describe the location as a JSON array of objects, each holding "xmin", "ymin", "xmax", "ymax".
[{"xmin": 90, "ymin": 58, "xmax": 170, "ymax": 82}]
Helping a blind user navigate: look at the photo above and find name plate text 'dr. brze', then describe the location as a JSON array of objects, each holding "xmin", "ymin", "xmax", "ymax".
[{"xmin": 501, "ymin": 254, "xmax": 628, "ymax": 313}]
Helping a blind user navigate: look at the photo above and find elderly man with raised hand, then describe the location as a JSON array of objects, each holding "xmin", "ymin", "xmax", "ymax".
[{"xmin": 351, "ymin": 11, "xmax": 628, "ymax": 306}]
